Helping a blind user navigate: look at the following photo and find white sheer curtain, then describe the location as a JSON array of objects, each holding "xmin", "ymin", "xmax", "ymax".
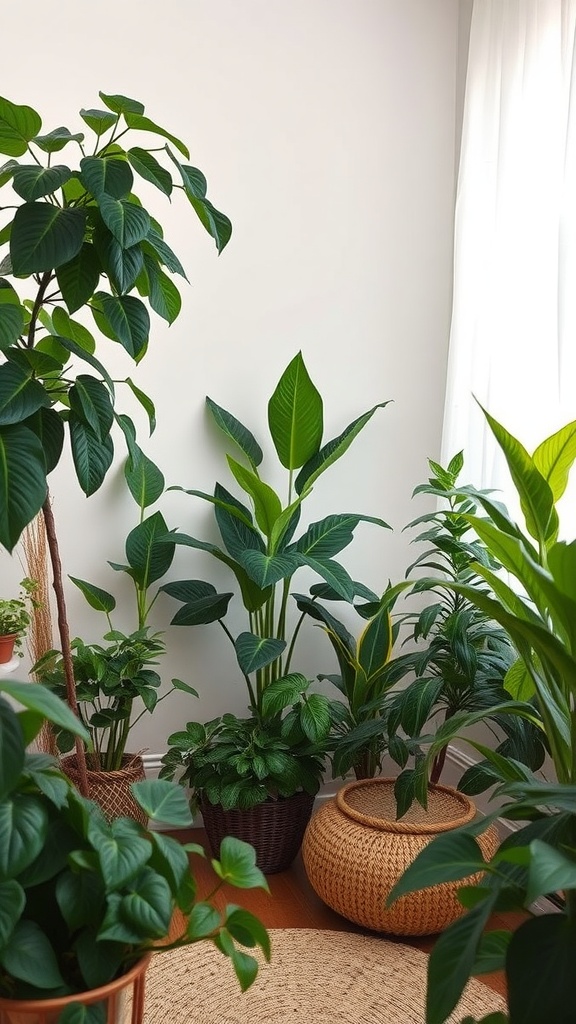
[{"xmin": 442, "ymin": 0, "xmax": 576, "ymax": 520}]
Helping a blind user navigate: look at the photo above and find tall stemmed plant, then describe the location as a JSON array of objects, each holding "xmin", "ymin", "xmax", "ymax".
[
  {"xmin": 387, "ymin": 411, "xmax": 576, "ymax": 1024},
  {"xmin": 0, "ymin": 93, "xmax": 230, "ymax": 789}
]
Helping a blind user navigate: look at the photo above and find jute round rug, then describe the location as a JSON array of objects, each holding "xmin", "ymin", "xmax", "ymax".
[{"xmin": 142, "ymin": 928, "xmax": 506, "ymax": 1023}]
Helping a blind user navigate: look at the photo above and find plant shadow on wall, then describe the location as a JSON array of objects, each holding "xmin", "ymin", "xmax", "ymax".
[
  {"xmin": 159, "ymin": 352, "xmax": 391, "ymax": 870},
  {"xmin": 0, "ymin": 92, "xmax": 231, "ymax": 790},
  {"xmin": 386, "ymin": 410, "xmax": 576, "ymax": 1024},
  {"xmin": 0, "ymin": 677, "xmax": 270, "ymax": 1017}
]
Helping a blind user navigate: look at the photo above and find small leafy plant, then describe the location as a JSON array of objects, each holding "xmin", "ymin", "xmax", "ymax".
[
  {"xmin": 0, "ymin": 577, "xmax": 38, "ymax": 652},
  {"xmin": 0, "ymin": 679, "xmax": 270, "ymax": 1002},
  {"xmin": 160, "ymin": 351, "xmax": 390, "ymax": 810}
]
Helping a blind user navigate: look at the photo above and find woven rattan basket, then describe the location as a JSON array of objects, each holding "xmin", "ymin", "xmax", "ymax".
[
  {"xmin": 201, "ymin": 790, "xmax": 315, "ymax": 874},
  {"xmin": 61, "ymin": 753, "xmax": 148, "ymax": 826},
  {"xmin": 301, "ymin": 778, "xmax": 500, "ymax": 936}
]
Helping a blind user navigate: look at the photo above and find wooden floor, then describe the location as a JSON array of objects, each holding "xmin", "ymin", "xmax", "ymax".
[{"xmin": 170, "ymin": 827, "xmax": 526, "ymax": 1003}]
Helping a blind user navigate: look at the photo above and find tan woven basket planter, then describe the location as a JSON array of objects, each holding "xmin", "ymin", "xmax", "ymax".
[
  {"xmin": 61, "ymin": 753, "xmax": 148, "ymax": 826},
  {"xmin": 301, "ymin": 778, "xmax": 500, "ymax": 936}
]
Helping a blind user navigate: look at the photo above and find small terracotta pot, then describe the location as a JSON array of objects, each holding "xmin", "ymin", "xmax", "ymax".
[
  {"xmin": 0, "ymin": 953, "xmax": 151, "ymax": 1024},
  {"xmin": 0, "ymin": 634, "xmax": 17, "ymax": 665}
]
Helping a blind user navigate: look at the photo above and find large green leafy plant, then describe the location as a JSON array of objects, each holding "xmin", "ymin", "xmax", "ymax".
[
  {"xmin": 387, "ymin": 411, "xmax": 576, "ymax": 1024},
  {"xmin": 160, "ymin": 352, "xmax": 389, "ymax": 810},
  {"xmin": 0, "ymin": 679, "xmax": 269, "ymax": 1003},
  {"xmin": 0, "ymin": 92, "xmax": 230, "ymax": 787}
]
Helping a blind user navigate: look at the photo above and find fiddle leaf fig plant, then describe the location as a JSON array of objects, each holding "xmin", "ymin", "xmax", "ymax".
[
  {"xmin": 0, "ymin": 92, "xmax": 231, "ymax": 787},
  {"xmin": 160, "ymin": 352, "xmax": 391, "ymax": 811}
]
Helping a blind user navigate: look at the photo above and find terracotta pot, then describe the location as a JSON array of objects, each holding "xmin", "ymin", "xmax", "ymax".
[
  {"xmin": 201, "ymin": 790, "xmax": 316, "ymax": 874},
  {"xmin": 60, "ymin": 753, "xmax": 148, "ymax": 826},
  {"xmin": 301, "ymin": 778, "xmax": 500, "ymax": 936},
  {"xmin": 0, "ymin": 634, "xmax": 17, "ymax": 665},
  {"xmin": 0, "ymin": 953, "xmax": 150, "ymax": 1024}
]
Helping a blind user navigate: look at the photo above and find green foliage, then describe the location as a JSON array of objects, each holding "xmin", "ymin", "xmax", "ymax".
[
  {"xmin": 386, "ymin": 414, "xmax": 576, "ymax": 1023},
  {"xmin": 160, "ymin": 352, "xmax": 390, "ymax": 808},
  {"xmin": 0, "ymin": 578, "xmax": 39, "ymax": 653},
  {"xmin": 0, "ymin": 92, "xmax": 230, "ymax": 552},
  {"xmin": 0, "ymin": 680, "xmax": 269, "ymax": 1000}
]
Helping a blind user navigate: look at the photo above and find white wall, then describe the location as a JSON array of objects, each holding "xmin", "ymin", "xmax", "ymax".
[{"xmin": 0, "ymin": 0, "xmax": 460, "ymax": 757}]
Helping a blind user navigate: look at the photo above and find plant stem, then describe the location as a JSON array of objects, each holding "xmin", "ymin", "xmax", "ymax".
[{"xmin": 42, "ymin": 495, "xmax": 89, "ymax": 797}]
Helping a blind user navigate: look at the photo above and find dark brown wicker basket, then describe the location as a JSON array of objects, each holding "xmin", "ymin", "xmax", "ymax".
[
  {"xmin": 61, "ymin": 753, "xmax": 148, "ymax": 826},
  {"xmin": 201, "ymin": 791, "xmax": 315, "ymax": 874}
]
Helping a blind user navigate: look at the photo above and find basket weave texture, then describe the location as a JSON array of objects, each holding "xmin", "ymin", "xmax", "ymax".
[
  {"xmin": 302, "ymin": 778, "xmax": 500, "ymax": 936},
  {"xmin": 201, "ymin": 790, "xmax": 315, "ymax": 874},
  {"xmin": 61, "ymin": 753, "xmax": 147, "ymax": 826}
]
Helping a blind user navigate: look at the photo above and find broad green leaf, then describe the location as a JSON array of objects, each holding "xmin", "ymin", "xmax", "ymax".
[
  {"xmin": 0, "ymin": 680, "xmax": 90, "ymax": 739},
  {"xmin": 0, "ymin": 697, "xmax": 25, "ymax": 799},
  {"xmin": 238, "ymin": 550, "xmax": 300, "ymax": 589},
  {"xmin": 186, "ymin": 902, "xmax": 221, "ymax": 939},
  {"xmin": 0, "ymin": 97, "xmax": 41, "ymax": 157},
  {"xmin": 69, "ymin": 575, "xmax": 116, "ymax": 614},
  {"xmin": 261, "ymin": 673, "xmax": 308, "ymax": 715},
  {"xmin": 178, "ymin": 165, "xmax": 207, "ymax": 198},
  {"xmin": 296, "ymin": 555, "xmax": 355, "ymax": 601},
  {"xmin": 300, "ymin": 693, "xmax": 331, "ymax": 741},
  {"xmin": 268, "ymin": 351, "xmax": 323, "ymax": 469},
  {"xmin": 75, "ymin": 930, "xmax": 126, "ymax": 991},
  {"xmin": 10, "ymin": 203, "xmax": 86, "ymax": 274},
  {"xmin": 387, "ymin": 832, "xmax": 487, "ymax": 905},
  {"xmin": 124, "ymin": 444, "xmax": 164, "ymax": 509},
  {"xmin": 98, "ymin": 195, "xmax": 150, "ymax": 248},
  {"xmin": 295, "ymin": 402, "xmax": 391, "ymax": 494},
  {"xmin": 548, "ymin": 540, "xmax": 576, "ymax": 603},
  {"xmin": 533, "ymin": 419, "xmax": 576, "ymax": 502},
  {"xmin": 168, "ymin": 530, "xmax": 270, "ymax": 613},
  {"xmin": 79, "ymin": 156, "xmax": 133, "ymax": 199},
  {"xmin": 212, "ymin": 836, "xmax": 269, "ymax": 890},
  {"xmin": 125, "ymin": 511, "xmax": 174, "ymax": 587},
  {"xmin": 88, "ymin": 818, "xmax": 151, "ymax": 890},
  {"xmin": 69, "ymin": 374, "xmax": 114, "ymax": 440},
  {"xmin": 0, "ymin": 793, "xmax": 48, "ymax": 877},
  {"xmin": 56, "ymin": 243, "xmax": 101, "ymax": 313},
  {"xmin": 165, "ymin": 149, "xmax": 231, "ymax": 250},
  {"xmin": 12, "ymin": 164, "xmax": 71, "ymax": 202},
  {"xmin": 0, "ymin": 424, "xmax": 47, "ymax": 550},
  {"xmin": 99, "ymin": 92, "xmax": 145, "ymax": 115},
  {"xmin": 504, "ymin": 658, "xmax": 535, "ymax": 701},
  {"xmin": 0, "ymin": 879, "xmax": 25, "ymax": 947},
  {"xmin": 507, "ymin": 914, "xmax": 576, "ymax": 1024},
  {"xmin": 125, "ymin": 113, "xmax": 189, "ymax": 158},
  {"xmin": 132, "ymin": 779, "xmax": 194, "ymax": 827},
  {"xmin": 227, "ymin": 456, "xmax": 281, "ymax": 537},
  {"xmin": 33, "ymin": 127, "xmax": 84, "ymax": 153},
  {"xmin": 69, "ymin": 416, "xmax": 114, "ymax": 495},
  {"xmin": 234, "ymin": 631, "xmax": 286, "ymax": 674},
  {"xmin": 213, "ymin": 483, "xmax": 265, "ymax": 559},
  {"xmin": 357, "ymin": 605, "xmax": 393, "ymax": 681},
  {"xmin": 53, "ymin": 335, "xmax": 115, "ymax": 398},
  {"xmin": 55, "ymin": 869, "xmax": 105, "ymax": 932},
  {"xmin": 150, "ymin": 831, "xmax": 191, "ymax": 893},
  {"xmin": 426, "ymin": 902, "xmax": 497, "ymax": 1024},
  {"xmin": 0, "ymin": 920, "xmax": 65, "ymax": 989},
  {"xmin": 143, "ymin": 229, "xmax": 188, "ymax": 279},
  {"xmin": 526, "ymin": 838, "xmax": 576, "ymax": 904},
  {"xmin": 127, "ymin": 148, "xmax": 172, "ymax": 195},
  {"xmin": 169, "ymin": 592, "xmax": 233, "ymax": 626},
  {"xmin": 80, "ymin": 108, "xmax": 117, "ymax": 135},
  {"xmin": 172, "ymin": 486, "xmax": 255, "ymax": 532},
  {"xmin": 224, "ymin": 905, "xmax": 271, "ymax": 958},
  {"xmin": 91, "ymin": 292, "xmax": 149, "ymax": 360},
  {"xmin": 294, "ymin": 513, "xmax": 389, "ymax": 559},
  {"xmin": 0, "ymin": 297, "xmax": 24, "ymax": 349},
  {"xmin": 143, "ymin": 254, "xmax": 181, "ymax": 323},
  {"xmin": 52, "ymin": 306, "xmax": 96, "ymax": 354},
  {"xmin": 481, "ymin": 404, "xmax": 556, "ymax": 544},
  {"xmin": 120, "ymin": 872, "xmax": 172, "ymax": 938},
  {"xmin": 0, "ymin": 362, "xmax": 50, "ymax": 425},
  {"xmin": 206, "ymin": 396, "xmax": 263, "ymax": 467}
]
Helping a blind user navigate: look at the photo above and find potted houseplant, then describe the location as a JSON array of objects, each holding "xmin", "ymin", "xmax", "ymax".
[
  {"xmin": 300, "ymin": 454, "xmax": 544, "ymax": 936},
  {"xmin": 159, "ymin": 351, "xmax": 390, "ymax": 871},
  {"xmin": 33, "ymin": 444, "xmax": 197, "ymax": 819},
  {"xmin": 0, "ymin": 676, "xmax": 270, "ymax": 1023},
  {"xmin": 387, "ymin": 411, "xmax": 576, "ymax": 1024},
  {"xmin": 0, "ymin": 91, "xmax": 231, "ymax": 793},
  {"xmin": 0, "ymin": 578, "xmax": 38, "ymax": 663}
]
